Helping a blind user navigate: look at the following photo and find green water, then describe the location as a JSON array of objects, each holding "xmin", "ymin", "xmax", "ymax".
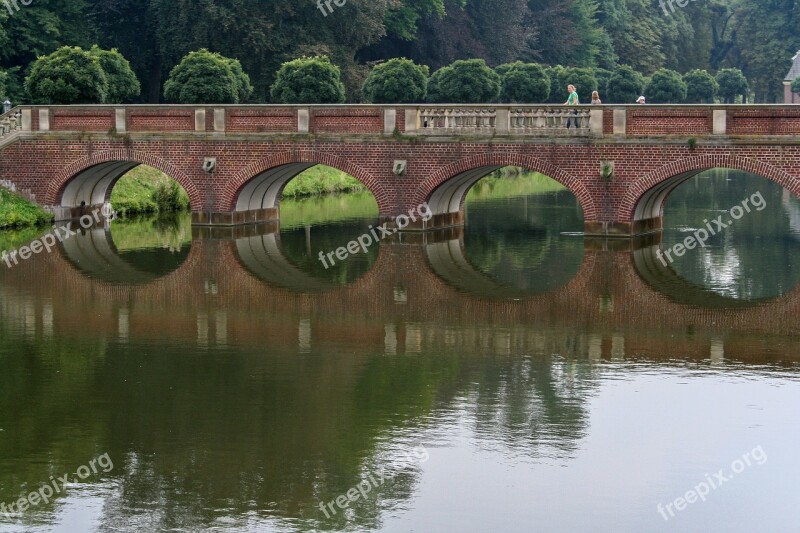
[{"xmin": 0, "ymin": 170, "xmax": 798, "ymax": 532}]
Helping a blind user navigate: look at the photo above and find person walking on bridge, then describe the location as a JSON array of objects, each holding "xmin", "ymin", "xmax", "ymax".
[{"xmin": 563, "ymin": 84, "xmax": 580, "ymax": 128}]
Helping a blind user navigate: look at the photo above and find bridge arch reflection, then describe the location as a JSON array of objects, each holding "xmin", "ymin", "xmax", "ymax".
[{"xmin": 58, "ymin": 221, "xmax": 192, "ymax": 284}]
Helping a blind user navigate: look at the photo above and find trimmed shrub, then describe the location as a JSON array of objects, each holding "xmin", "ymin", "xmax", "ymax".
[
  {"xmin": 645, "ymin": 68, "xmax": 687, "ymax": 103},
  {"xmin": 499, "ymin": 62, "xmax": 550, "ymax": 103},
  {"xmin": 607, "ymin": 65, "xmax": 645, "ymax": 103},
  {"xmin": 25, "ymin": 46, "xmax": 108, "ymax": 104},
  {"xmin": 683, "ymin": 69, "xmax": 719, "ymax": 103},
  {"xmin": 270, "ymin": 56, "xmax": 346, "ymax": 104},
  {"xmin": 363, "ymin": 58, "xmax": 429, "ymax": 103},
  {"xmin": 164, "ymin": 49, "xmax": 251, "ymax": 104},
  {"xmin": 425, "ymin": 59, "xmax": 500, "ymax": 103}
]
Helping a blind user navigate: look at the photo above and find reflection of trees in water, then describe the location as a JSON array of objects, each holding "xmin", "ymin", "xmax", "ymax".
[
  {"xmin": 663, "ymin": 170, "xmax": 800, "ymax": 300},
  {"xmin": 0, "ymin": 327, "xmax": 597, "ymax": 531}
]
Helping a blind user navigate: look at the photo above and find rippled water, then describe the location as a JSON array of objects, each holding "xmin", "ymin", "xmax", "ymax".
[{"xmin": 0, "ymin": 170, "xmax": 799, "ymax": 532}]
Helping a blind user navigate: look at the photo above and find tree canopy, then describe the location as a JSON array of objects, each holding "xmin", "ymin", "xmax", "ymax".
[
  {"xmin": 426, "ymin": 59, "xmax": 500, "ymax": 103},
  {"xmin": 164, "ymin": 49, "xmax": 249, "ymax": 104},
  {"xmin": 271, "ymin": 56, "xmax": 346, "ymax": 104},
  {"xmin": 25, "ymin": 46, "xmax": 108, "ymax": 104},
  {"xmin": 498, "ymin": 62, "xmax": 550, "ymax": 103},
  {"xmin": 646, "ymin": 69, "xmax": 688, "ymax": 103},
  {"xmin": 362, "ymin": 58, "xmax": 429, "ymax": 103}
]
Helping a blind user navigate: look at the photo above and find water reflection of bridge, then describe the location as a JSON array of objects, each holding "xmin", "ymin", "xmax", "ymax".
[{"xmin": 1, "ymin": 224, "xmax": 799, "ymax": 364}]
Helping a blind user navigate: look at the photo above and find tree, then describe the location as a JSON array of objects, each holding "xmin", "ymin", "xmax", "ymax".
[
  {"xmin": 499, "ymin": 63, "xmax": 550, "ymax": 103},
  {"xmin": 164, "ymin": 49, "xmax": 251, "ymax": 104},
  {"xmin": 547, "ymin": 66, "xmax": 597, "ymax": 103},
  {"xmin": 224, "ymin": 57, "xmax": 255, "ymax": 103},
  {"xmin": 362, "ymin": 58, "xmax": 429, "ymax": 103},
  {"xmin": 270, "ymin": 56, "xmax": 346, "ymax": 104},
  {"xmin": 645, "ymin": 68, "xmax": 687, "ymax": 103},
  {"xmin": 792, "ymin": 78, "xmax": 800, "ymax": 96},
  {"xmin": 0, "ymin": 69, "xmax": 6, "ymax": 100},
  {"xmin": 425, "ymin": 59, "xmax": 500, "ymax": 103},
  {"xmin": 683, "ymin": 69, "xmax": 718, "ymax": 103},
  {"xmin": 89, "ymin": 46, "xmax": 140, "ymax": 104},
  {"xmin": 716, "ymin": 68, "xmax": 749, "ymax": 103},
  {"xmin": 606, "ymin": 65, "xmax": 645, "ymax": 103},
  {"xmin": 25, "ymin": 46, "xmax": 108, "ymax": 104},
  {"xmin": 593, "ymin": 67, "xmax": 613, "ymax": 98}
]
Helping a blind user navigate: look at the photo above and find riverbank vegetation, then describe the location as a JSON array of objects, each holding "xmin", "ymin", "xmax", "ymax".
[
  {"xmin": 110, "ymin": 166, "xmax": 190, "ymax": 217},
  {"xmin": 0, "ymin": 187, "xmax": 52, "ymax": 229}
]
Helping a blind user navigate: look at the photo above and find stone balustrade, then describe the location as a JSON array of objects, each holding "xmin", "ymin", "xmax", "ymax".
[{"xmin": 0, "ymin": 108, "xmax": 22, "ymax": 140}]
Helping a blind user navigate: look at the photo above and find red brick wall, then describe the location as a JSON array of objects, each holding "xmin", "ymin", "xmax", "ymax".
[
  {"xmin": 50, "ymin": 108, "xmax": 115, "ymax": 132},
  {"xmin": 227, "ymin": 109, "xmax": 297, "ymax": 133},
  {"xmin": 626, "ymin": 109, "xmax": 712, "ymax": 135},
  {"xmin": 128, "ymin": 109, "xmax": 194, "ymax": 132},
  {"xmin": 728, "ymin": 108, "xmax": 800, "ymax": 135},
  {"xmin": 311, "ymin": 108, "xmax": 383, "ymax": 134}
]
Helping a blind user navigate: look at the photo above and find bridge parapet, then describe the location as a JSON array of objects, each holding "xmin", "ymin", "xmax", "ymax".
[{"xmin": 6, "ymin": 104, "xmax": 800, "ymax": 139}]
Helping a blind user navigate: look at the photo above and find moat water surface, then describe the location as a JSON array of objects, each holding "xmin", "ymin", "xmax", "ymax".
[{"xmin": 1, "ymin": 170, "xmax": 799, "ymax": 532}]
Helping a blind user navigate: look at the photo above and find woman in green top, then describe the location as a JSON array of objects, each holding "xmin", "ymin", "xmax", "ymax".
[{"xmin": 563, "ymin": 84, "xmax": 580, "ymax": 129}]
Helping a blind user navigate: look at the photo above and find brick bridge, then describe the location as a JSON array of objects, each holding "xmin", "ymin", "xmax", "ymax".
[{"xmin": 2, "ymin": 104, "xmax": 800, "ymax": 236}]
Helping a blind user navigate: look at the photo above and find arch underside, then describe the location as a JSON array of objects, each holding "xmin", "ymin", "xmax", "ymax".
[
  {"xmin": 634, "ymin": 170, "xmax": 702, "ymax": 223},
  {"xmin": 60, "ymin": 161, "xmax": 140, "ymax": 208},
  {"xmin": 235, "ymin": 163, "xmax": 315, "ymax": 212},
  {"xmin": 427, "ymin": 166, "xmax": 502, "ymax": 216}
]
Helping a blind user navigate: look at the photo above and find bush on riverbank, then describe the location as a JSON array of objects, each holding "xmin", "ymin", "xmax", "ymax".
[
  {"xmin": 0, "ymin": 187, "xmax": 52, "ymax": 229},
  {"xmin": 111, "ymin": 166, "xmax": 190, "ymax": 217},
  {"xmin": 283, "ymin": 166, "xmax": 365, "ymax": 197}
]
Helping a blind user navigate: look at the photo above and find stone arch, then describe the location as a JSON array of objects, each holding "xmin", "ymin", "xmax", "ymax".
[
  {"xmin": 224, "ymin": 150, "xmax": 388, "ymax": 214},
  {"xmin": 48, "ymin": 149, "xmax": 201, "ymax": 209},
  {"xmin": 414, "ymin": 153, "xmax": 595, "ymax": 220},
  {"xmin": 626, "ymin": 154, "xmax": 799, "ymax": 223}
]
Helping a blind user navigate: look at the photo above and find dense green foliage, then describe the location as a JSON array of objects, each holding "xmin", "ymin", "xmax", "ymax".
[
  {"xmin": 283, "ymin": 166, "xmax": 366, "ymax": 198},
  {"xmin": 499, "ymin": 62, "xmax": 550, "ymax": 103},
  {"xmin": 0, "ymin": 187, "xmax": 52, "ymax": 229},
  {"xmin": 89, "ymin": 46, "xmax": 140, "ymax": 103},
  {"xmin": 0, "ymin": 0, "xmax": 796, "ymax": 102},
  {"xmin": 25, "ymin": 46, "xmax": 108, "ymax": 104},
  {"xmin": 426, "ymin": 59, "xmax": 500, "ymax": 103},
  {"xmin": 716, "ymin": 68, "xmax": 749, "ymax": 103},
  {"xmin": 271, "ymin": 56, "xmax": 346, "ymax": 104},
  {"xmin": 362, "ymin": 58, "xmax": 429, "ymax": 103},
  {"xmin": 683, "ymin": 69, "xmax": 719, "ymax": 103},
  {"xmin": 607, "ymin": 65, "xmax": 645, "ymax": 103},
  {"xmin": 645, "ymin": 69, "xmax": 688, "ymax": 103},
  {"xmin": 792, "ymin": 78, "xmax": 800, "ymax": 95},
  {"xmin": 111, "ymin": 166, "xmax": 190, "ymax": 217},
  {"xmin": 547, "ymin": 66, "xmax": 597, "ymax": 103},
  {"xmin": 164, "ymin": 49, "xmax": 251, "ymax": 104}
]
